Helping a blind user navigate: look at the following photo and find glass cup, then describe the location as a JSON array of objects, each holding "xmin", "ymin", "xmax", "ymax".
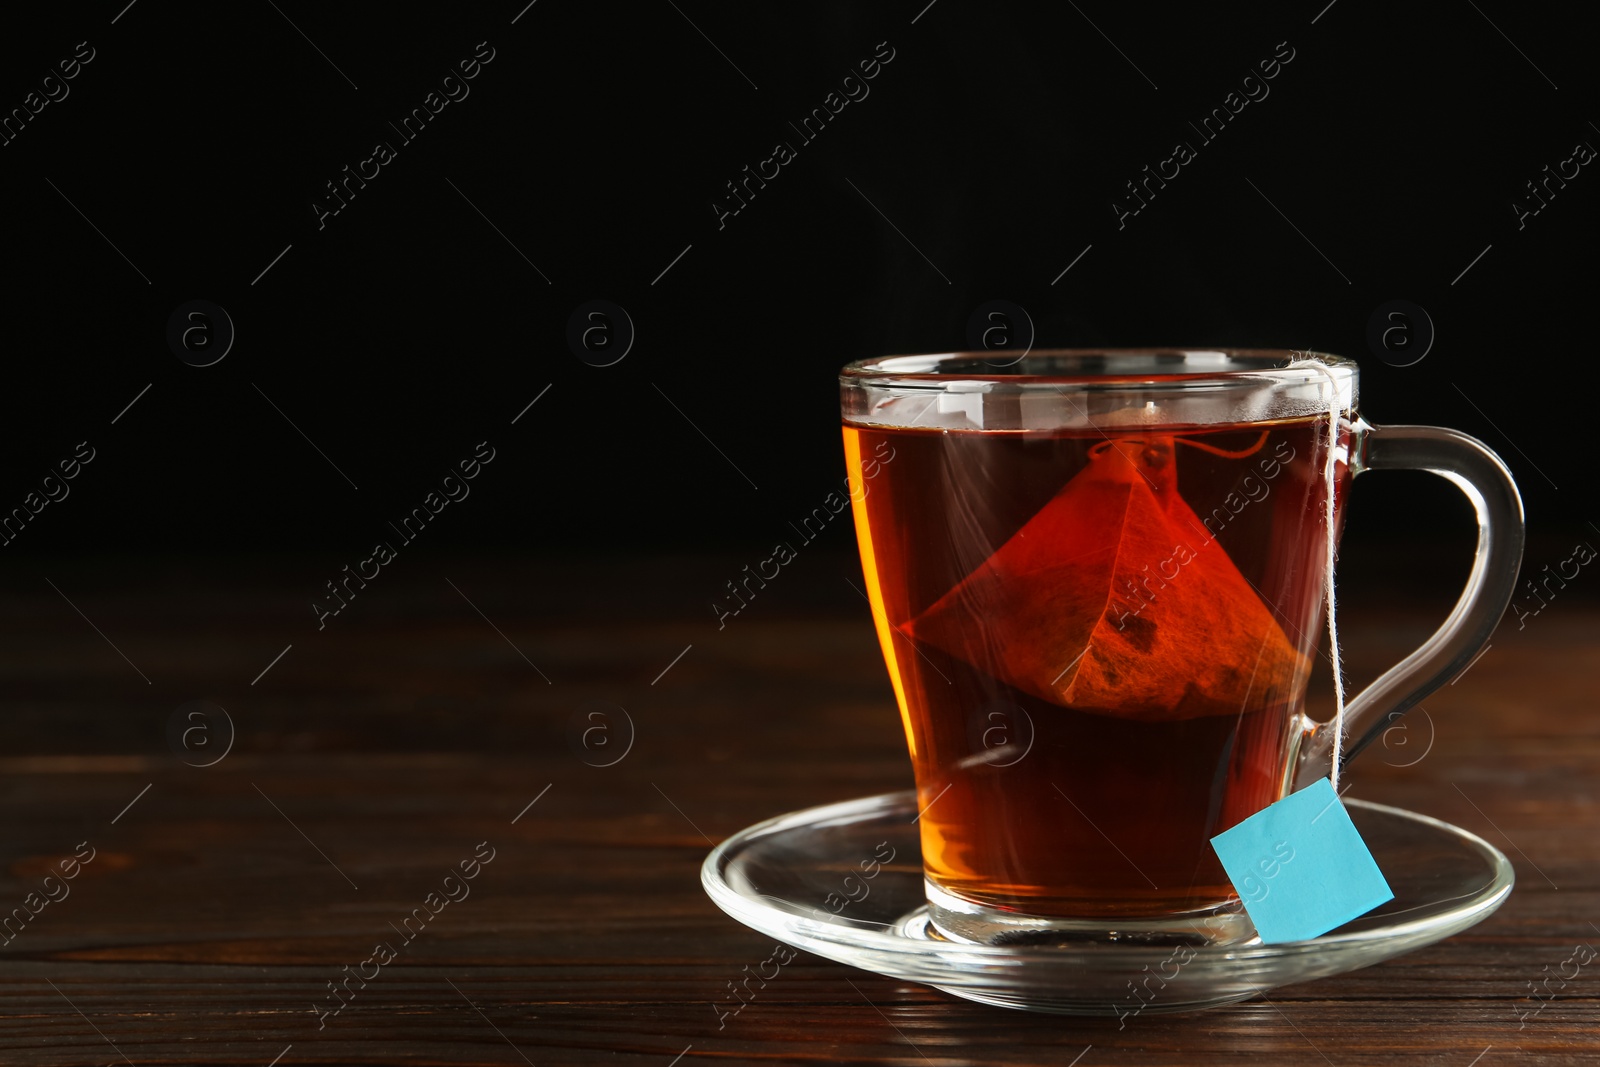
[{"xmin": 839, "ymin": 349, "xmax": 1523, "ymax": 944}]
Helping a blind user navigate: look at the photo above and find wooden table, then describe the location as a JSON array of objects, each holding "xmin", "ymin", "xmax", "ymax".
[{"xmin": 2, "ymin": 552, "xmax": 1595, "ymax": 1065}]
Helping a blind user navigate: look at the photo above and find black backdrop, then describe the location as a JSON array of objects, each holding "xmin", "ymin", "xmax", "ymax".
[{"xmin": 1, "ymin": 0, "xmax": 1592, "ymax": 572}]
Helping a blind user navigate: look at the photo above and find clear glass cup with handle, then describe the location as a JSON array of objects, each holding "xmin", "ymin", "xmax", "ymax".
[{"xmin": 839, "ymin": 349, "xmax": 1523, "ymax": 943}]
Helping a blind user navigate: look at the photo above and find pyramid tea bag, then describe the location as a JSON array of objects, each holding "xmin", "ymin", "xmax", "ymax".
[{"xmin": 903, "ymin": 436, "xmax": 1308, "ymax": 721}]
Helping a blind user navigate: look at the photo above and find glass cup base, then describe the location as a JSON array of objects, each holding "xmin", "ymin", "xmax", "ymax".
[{"xmin": 923, "ymin": 879, "xmax": 1257, "ymax": 946}]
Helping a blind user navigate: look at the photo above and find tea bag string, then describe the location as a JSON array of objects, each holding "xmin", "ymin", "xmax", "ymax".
[
  {"xmin": 1180, "ymin": 434, "xmax": 1267, "ymax": 458},
  {"xmin": 1288, "ymin": 358, "xmax": 1347, "ymax": 789},
  {"xmin": 1087, "ymin": 432, "xmax": 1270, "ymax": 460}
]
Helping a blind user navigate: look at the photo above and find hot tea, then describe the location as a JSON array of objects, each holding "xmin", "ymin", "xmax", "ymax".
[{"xmin": 843, "ymin": 415, "xmax": 1346, "ymax": 918}]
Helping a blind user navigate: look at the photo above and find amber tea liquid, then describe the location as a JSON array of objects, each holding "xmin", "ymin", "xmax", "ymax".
[{"xmin": 844, "ymin": 415, "xmax": 1347, "ymax": 918}]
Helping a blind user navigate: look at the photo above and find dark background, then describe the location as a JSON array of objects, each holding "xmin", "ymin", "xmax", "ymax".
[
  {"xmin": 0, "ymin": 0, "xmax": 1592, "ymax": 584},
  {"xmin": 0, "ymin": 8, "xmax": 1593, "ymax": 1061}
]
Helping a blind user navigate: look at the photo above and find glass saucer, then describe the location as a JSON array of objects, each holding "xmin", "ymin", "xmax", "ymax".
[{"xmin": 701, "ymin": 790, "xmax": 1513, "ymax": 1015}]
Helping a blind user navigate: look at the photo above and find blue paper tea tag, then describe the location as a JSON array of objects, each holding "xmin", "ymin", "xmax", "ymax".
[{"xmin": 1209, "ymin": 778, "xmax": 1394, "ymax": 944}]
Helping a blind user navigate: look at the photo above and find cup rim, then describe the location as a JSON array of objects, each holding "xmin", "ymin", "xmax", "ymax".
[{"xmin": 839, "ymin": 347, "xmax": 1358, "ymax": 390}]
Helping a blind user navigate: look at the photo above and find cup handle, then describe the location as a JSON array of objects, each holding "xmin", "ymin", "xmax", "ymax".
[{"xmin": 1293, "ymin": 423, "xmax": 1526, "ymax": 788}]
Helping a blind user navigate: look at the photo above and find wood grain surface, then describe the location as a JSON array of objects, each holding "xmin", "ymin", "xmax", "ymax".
[{"xmin": 0, "ymin": 552, "xmax": 1595, "ymax": 1065}]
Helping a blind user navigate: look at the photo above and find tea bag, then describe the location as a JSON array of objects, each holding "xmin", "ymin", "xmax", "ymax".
[{"xmin": 903, "ymin": 437, "xmax": 1308, "ymax": 721}]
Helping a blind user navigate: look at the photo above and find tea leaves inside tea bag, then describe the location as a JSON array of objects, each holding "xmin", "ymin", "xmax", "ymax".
[{"xmin": 904, "ymin": 437, "xmax": 1307, "ymax": 721}]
